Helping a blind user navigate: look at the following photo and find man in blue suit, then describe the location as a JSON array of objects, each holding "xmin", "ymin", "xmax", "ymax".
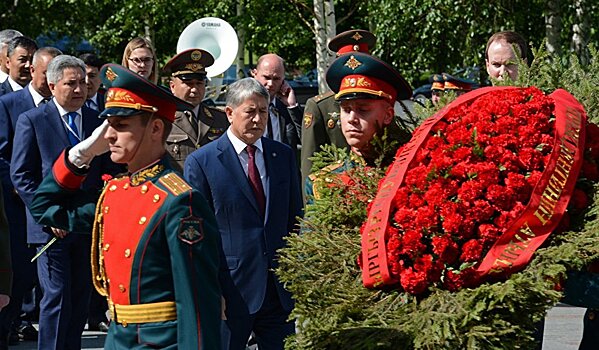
[
  {"xmin": 79, "ymin": 53, "xmax": 105, "ymax": 113},
  {"xmin": 10, "ymin": 55, "xmax": 118, "ymax": 350},
  {"xmin": 0, "ymin": 46, "xmax": 61, "ymax": 348},
  {"xmin": 184, "ymin": 78, "xmax": 303, "ymax": 350},
  {"xmin": 0, "ymin": 36, "xmax": 37, "ymax": 98}
]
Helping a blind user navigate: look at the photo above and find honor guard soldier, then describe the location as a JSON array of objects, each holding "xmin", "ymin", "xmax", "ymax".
[
  {"xmin": 29, "ymin": 64, "xmax": 222, "ymax": 349},
  {"xmin": 306, "ymin": 52, "xmax": 412, "ymax": 202},
  {"xmin": 164, "ymin": 49, "xmax": 229, "ymax": 172}
]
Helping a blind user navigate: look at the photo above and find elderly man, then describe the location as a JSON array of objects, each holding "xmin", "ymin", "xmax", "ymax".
[
  {"xmin": 184, "ymin": 77, "xmax": 303, "ymax": 350},
  {"xmin": 485, "ymin": 31, "xmax": 528, "ymax": 82},
  {"xmin": 0, "ymin": 29, "xmax": 22, "ymax": 83},
  {"xmin": 306, "ymin": 52, "xmax": 412, "ymax": 200},
  {"xmin": 29, "ymin": 63, "xmax": 222, "ymax": 349},
  {"xmin": 251, "ymin": 54, "xmax": 301, "ymax": 153},
  {"xmin": 0, "ymin": 36, "xmax": 37, "ymax": 97},
  {"xmin": 10, "ymin": 55, "xmax": 120, "ymax": 350},
  {"xmin": 163, "ymin": 49, "xmax": 229, "ymax": 172}
]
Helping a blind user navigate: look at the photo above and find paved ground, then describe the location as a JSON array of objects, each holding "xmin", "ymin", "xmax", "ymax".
[{"xmin": 8, "ymin": 304, "xmax": 587, "ymax": 349}]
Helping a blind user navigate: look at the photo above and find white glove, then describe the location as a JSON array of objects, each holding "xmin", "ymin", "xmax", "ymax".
[{"xmin": 68, "ymin": 120, "xmax": 110, "ymax": 168}]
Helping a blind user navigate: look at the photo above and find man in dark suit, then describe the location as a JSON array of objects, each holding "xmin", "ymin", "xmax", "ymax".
[
  {"xmin": 0, "ymin": 29, "xmax": 23, "ymax": 84},
  {"xmin": 0, "ymin": 36, "xmax": 37, "ymax": 98},
  {"xmin": 0, "ymin": 186, "xmax": 10, "ymax": 312},
  {"xmin": 10, "ymin": 55, "xmax": 117, "ymax": 350},
  {"xmin": 79, "ymin": 53, "xmax": 105, "ymax": 112},
  {"xmin": 163, "ymin": 49, "xmax": 229, "ymax": 172},
  {"xmin": 184, "ymin": 77, "xmax": 303, "ymax": 350},
  {"xmin": 251, "ymin": 54, "xmax": 301, "ymax": 154},
  {"xmin": 0, "ymin": 46, "xmax": 61, "ymax": 347}
]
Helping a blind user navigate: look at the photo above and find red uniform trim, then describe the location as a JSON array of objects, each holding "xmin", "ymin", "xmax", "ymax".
[{"xmin": 52, "ymin": 150, "xmax": 86, "ymax": 190}]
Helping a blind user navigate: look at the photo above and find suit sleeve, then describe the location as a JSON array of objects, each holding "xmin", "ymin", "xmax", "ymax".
[
  {"xmin": 29, "ymin": 150, "xmax": 98, "ymax": 234},
  {"xmin": 287, "ymin": 105, "xmax": 304, "ymax": 141},
  {"xmin": 287, "ymin": 147, "xmax": 303, "ymax": 233},
  {"xmin": 10, "ymin": 112, "xmax": 42, "ymax": 209},
  {"xmin": 0, "ymin": 185, "xmax": 11, "ymax": 296},
  {"xmin": 300, "ymin": 98, "xmax": 327, "ymax": 190},
  {"xmin": 165, "ymin": 190, "xmax": 221, "ymax": 349},
  {"xmin": 0, "ymin": 99, "xmax": 13, "ymax": 187},
  {"xmin": 183, "ymin": 154, "xmax": 214, "ymax": 211}
]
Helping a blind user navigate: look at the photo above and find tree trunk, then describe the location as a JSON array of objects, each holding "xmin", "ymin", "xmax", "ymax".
[
  {"xmin": 236, "ymin": 0, "xmax": 246, "ymax": 79},
  {"xmin": 313, "ymin": 0, "xmax": 336, "ymax": 94},
  {"xmin": 545, "ymin": 0, "xmax": 561, "ymax": 56},
  {"xmin": 571, "ymin": 0, "xmax": 590, "ymax": 65}
]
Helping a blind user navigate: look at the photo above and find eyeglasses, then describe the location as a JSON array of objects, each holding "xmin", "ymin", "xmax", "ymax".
[{"xmin": 128, "ymin": 57, "xmax": 154, "ymax": 66}]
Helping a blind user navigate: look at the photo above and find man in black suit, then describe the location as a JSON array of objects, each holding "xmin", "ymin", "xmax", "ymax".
[
  {"xmin": 0, "ymin": 36, "xmax": 37, "ymax": 98},
  {"xmin": 0, "ymin": 46, "xmax": 61, "ymax": 348},
  {"xmin": 251, "ymin": 54, "xmax": 301, "ymax": 154}
]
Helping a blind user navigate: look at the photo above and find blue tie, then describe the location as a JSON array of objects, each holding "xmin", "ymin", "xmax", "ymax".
[{"xmin": 66, "ymin": 112, "xmax": 80, "ymax": 146}]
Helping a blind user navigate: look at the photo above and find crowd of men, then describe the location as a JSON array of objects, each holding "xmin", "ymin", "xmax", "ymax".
[{"xmin": 0, "ymin": 26, "xmax": 595, "ymax": 350}]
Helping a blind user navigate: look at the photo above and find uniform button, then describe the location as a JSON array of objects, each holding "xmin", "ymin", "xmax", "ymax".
[
  {"xmin": 141, "ymin": 185, "xmax": 148, "ymax": 194},
  {"xmin": 121, "ymin": 321, "xmax": 128, "ymax": 327},
  {"xmin": 589, "ymin": 311, "xmax": 596, "ymax": 321},
  {"xmin": 104, "ymin": 206, "xmax": 109, "ymax": 214},
  {"xmin": 124, "ymin": 249, "xmax": 131, "ymax": 258},
  {"xmin": 119, "ymin": 284, "xmax": 126, "ymax": 292},
  {"xmin": 123, "ymin": 183, "xmax": 129, "ymax": 190},
  {"xmin": 153, "ymin": 194, "xmax": 160, "ymax": 203},
  {"xmin": 109, "ymin": 185, "xmax": 117, "ymax": 191},
  {"xmin": 103, "ymin": 244, "xmax": 110, "ymax": 251},
  {"xmin": 139, "ymin": 216, "xmax": 147, "ymax": 225}
]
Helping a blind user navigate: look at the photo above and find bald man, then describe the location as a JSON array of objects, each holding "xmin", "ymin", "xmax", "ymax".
[{"xmin": 251, "ymin": 54, "xmax": 301, "ymax": 153}]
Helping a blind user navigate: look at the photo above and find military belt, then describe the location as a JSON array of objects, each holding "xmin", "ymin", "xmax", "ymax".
[{"xmin": 109, "ymin": 300, "xmax": 177, "ymax": 326}]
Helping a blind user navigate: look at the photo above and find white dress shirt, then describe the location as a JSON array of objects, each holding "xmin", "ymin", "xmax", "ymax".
[
  {"xmin": 0, "ymin": 70, "xmax": 7, "ymax": 83},
  {"xmin": 226, "ymin": 128, "xmax": 267, "ymax": 192},
  {"xmin": 7, "ymin": 77, "xmax": 23, "ymax": 92},
  {"xmin": 27, "ymin": 83, "xmax": 46, "ymax": 107}
]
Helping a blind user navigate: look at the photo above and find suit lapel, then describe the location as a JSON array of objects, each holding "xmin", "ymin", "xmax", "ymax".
[
  {"xmin": 263, "ymin": 138, "xmax": 275, "ymax": 223},
  {"xmin": 216, "ymin": 136, "xmax": 261, "ymax": 215},
  {"xmin": 197, "ymin": 106, "xmax": 214, "ymax": 144},
  {"xmin": 80, "ymin": 107, "xmax": 100, "ymax": 139},
  {"xmin": 174, "ymin": 111, "xmax": 201, "ymax": 145},
  {"xmin": 46, "ymin": 102, "xmax": 71, "ymax": 147}
]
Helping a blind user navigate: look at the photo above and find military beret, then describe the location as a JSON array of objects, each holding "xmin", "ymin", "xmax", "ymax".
[
  {"xmin": 328, "ymin": 29, "xmax": 376, "ymax": 56},
  {"xmin": 99, "ymin": 63, "xmax": 192, "ymax": 123},
  {"xmin": 163, "ymin": 49, "xmax": 215, "ymax": 81},
  {"xmin": 442, "ymin": 73, "xmax": 476, "ymax": 91},
  {"xmin": 431, "ymin": 74, "xmax": 444, "ymax": 91},
  {"xmin": 326, "ymin": 52, "xmax": 412, "ymax": 102}
]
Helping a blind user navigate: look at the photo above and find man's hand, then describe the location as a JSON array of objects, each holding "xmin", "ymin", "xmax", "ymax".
[
  {"xmin": 68, "ymin": 120, "xmax": 110, "ymax": 168},
  {"xmin": 0, "ymin": 294, "xmax": 9, "ymax": 310},
  {"xmin": 51, "ymin": 227, "xmax": 68, "ymax": 239},
  {"xmin": 278, "ymin": 81, "xmax": 298, "ymax": 108}
]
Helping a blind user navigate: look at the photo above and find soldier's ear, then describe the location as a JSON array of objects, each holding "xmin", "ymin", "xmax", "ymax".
[{"xmin": 383, "ymin": 103, "xmax": 394, "ymax": 125}]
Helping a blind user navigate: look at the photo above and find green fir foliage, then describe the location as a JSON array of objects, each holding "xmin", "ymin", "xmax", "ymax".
[{"xmin": 277, "ymin": 48, "xmax": 599, "ymax": 349}]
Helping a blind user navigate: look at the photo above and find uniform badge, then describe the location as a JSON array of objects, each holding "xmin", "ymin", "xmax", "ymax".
[
  {"xmin": 344, "ymin": 55, "xmax": 362, "ymax": 70},
  {"xmin": 327, "ymin": 118, "xmax": 336, "ymax": 129},
  {"xmin": 303, "ymin": 113, "xmax": 313, "ymax": 129},
  {"xmin": 191, "ymin": 50, "xmax": 202, "ymax": 61},
  {"xmin": 178, "ymin": 216, "xmax": 204, "ymax": 244}
]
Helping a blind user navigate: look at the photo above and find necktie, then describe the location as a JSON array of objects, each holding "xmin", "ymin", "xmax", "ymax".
[
  {"xmin": 66, "ymin": 112, "xmax": 80, "ymax": 146},
  {"xmin": 246, "ymin": 144, "xmax": 265, "ymax": 216},
  {"xmin": 85, "ymin": 99, "xmax": 97, "ymax": 111}
]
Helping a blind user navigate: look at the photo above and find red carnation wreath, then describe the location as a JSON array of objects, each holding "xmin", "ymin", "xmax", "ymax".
[{"xmin": 360, "ymin": 86, "xmax": 598, "ymax": 295}]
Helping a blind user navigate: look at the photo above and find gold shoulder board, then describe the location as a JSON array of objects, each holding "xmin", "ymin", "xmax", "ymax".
[{"xmin": 158, "ymin": 173, "xmax": 192, "ymax": 196}]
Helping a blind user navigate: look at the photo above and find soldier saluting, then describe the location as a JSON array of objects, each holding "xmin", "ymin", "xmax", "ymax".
[{"xmin": 30, "ymin": 64, "xmax": 222, "ymax": 349}]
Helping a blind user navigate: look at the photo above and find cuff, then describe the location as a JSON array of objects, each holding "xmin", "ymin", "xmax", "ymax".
[
  {"xmin": 287, "ymin": 104, "xmax": 299, "ymax": 109},
  {"xmin": 52, "ymin": 149, "xmax": 88, "ymax": 190}
]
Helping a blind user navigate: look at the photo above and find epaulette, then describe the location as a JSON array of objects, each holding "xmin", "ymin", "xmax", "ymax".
[
  {"xmin": 314, "ymin": 91, "xmax": 334, "ymax": 102},
  {"xmin": 202, "ymin": 105, "xmax": 225, "ymax": 119},
  {"xmin": 158, "ymin": 172, "xmax": 192, "ymax": 196},
  {"xmin": 308, "ymin": 161, "xmax": 344, "ymax": 181}
]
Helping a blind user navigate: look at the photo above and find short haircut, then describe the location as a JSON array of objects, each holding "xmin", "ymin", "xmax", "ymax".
[
  {"xmin": 46, "ymin": 55, "xmax": 86, "ymax": 85},
  {"xmin": 226, "ymin": 78, "xmax": 269, "ymax": 108},
  {"xmin": 139, "ymin": 113, "xmax": 173, "ymax": 143},
  {"xmin": 0, "ymin": 29, "xmax": 22, "ymax": 49},
  {"xmin": 79, "ymin": 52, "xmax": 104, "ymax": 69},
  {"xmin": 121, "ymin": 37, "xmax": 158, "ymax": 83},
  {"xmin": 7, "ymin": 36, "xmax": 38, "ymax": 58},
  {"xmin": 485, "ymin": 31, "xmax": 529, "ymax": 64},
  {"xmin": 33, "ymin": 47, "xmax": 62, "ymax": 65}
]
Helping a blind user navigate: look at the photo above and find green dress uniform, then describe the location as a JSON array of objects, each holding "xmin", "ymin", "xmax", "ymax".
[
  {"xmin": 166, "ymin": 104, "xmax": 229, "ymax": 173},
  {"xmin": 0, "ymin": 185, "xmax": 11, "ymax": 296},
  {"xmin": 30, "ymin": 153, "xmax": 222, "ymax": 349},
  {"xmin": 300, "ymin": 92, "xmax": 349, "ymax": 189}
]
